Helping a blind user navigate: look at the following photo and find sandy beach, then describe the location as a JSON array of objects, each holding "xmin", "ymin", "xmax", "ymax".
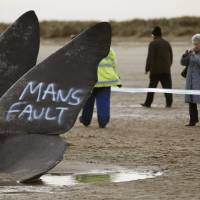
[{"xmin": 0, "ymin": 38, "xmax": 200, "ymax": 200}]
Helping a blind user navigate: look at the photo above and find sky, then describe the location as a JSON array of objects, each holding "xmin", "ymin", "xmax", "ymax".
[{"xmin": 0, "ymin": 0, "xmax": 200, "ymax": 22}]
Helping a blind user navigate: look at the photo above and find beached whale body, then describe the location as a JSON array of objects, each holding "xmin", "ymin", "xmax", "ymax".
[{"xmin": 0, "ymin": 11, "xmax": 111, "ymax": 182}]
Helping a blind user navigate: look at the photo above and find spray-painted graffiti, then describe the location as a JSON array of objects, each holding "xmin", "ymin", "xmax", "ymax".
[{"xmin": 6, "ymin": 81, "xmax": 85, "ymax": 125}]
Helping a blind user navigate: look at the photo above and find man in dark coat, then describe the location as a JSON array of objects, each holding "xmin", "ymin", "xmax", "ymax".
[{"xmin": 141, "ymin": 26, "xmax": 173, "ymax": 108}]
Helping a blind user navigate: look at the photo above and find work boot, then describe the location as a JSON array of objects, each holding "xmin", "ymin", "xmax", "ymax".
[{"xmin": 79, "ymin": 116, "xmax": 90, "ymax": 127}]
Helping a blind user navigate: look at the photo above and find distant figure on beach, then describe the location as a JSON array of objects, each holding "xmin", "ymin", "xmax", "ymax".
[
  {"xmin": 181, "ymin": 34, "xmax": 200, "ymax": 126},
  {"xmin": 141, "ymin": 26, "xmax": 173, "ymax": 108},
  {"xmin": 79, "ymin": 48, "xmax": 122, "ymax": 128}
]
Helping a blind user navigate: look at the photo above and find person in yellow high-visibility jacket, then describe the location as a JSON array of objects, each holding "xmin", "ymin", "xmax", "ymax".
[{"xmin": 80, "ymin": 48, "xmax": 122, "ymax": 128}]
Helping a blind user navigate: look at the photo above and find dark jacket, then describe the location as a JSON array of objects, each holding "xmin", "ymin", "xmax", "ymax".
[
  {"xmin": 181, "ymin": 50, "xmax": 200, "ymax": 103},
  {"xmin": 145, "ymin": 37, "xmax": 173, "ymax": 74}
]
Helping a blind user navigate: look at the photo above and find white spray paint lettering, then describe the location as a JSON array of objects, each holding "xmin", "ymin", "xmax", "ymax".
[{"xmin": 6, "ymin": 81, "xmax": 85, "ymax": 125}]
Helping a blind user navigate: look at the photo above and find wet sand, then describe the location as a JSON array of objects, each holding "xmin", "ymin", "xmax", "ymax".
[{"xmin": 1, "ymin": 38, "xmax": 200, "ymax": 199}]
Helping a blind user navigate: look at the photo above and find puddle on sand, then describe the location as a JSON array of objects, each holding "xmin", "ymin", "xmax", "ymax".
[
  {"xmin": 41, "ymin": 169, "xmax": 162, "ymax": 186},
  {"xmin": 0, "ymin": 168, "xmax": 163, "ymax": 194}
]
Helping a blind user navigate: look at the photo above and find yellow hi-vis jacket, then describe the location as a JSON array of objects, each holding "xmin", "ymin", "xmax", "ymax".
[{"xmin": 95, "ymin": 48, "xmax": 122, "ymax": 88}]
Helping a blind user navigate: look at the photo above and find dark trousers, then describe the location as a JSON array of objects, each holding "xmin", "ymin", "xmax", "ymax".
[
  {"xmin": 80, "ymin": 87, "xmax": 111, "ymax": 127},
  {"xmin": 144, "ymin": 73, "xmax": 173, "ymax": 106},
  {"xmin": 189, "ymin": 103, "xmax": 199, "ymax": 123}
]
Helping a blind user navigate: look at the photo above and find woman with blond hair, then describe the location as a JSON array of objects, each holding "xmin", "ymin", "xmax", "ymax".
[{"xmin": 181, "ymin": 34, "xmax": 200, "ymax": 126}]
